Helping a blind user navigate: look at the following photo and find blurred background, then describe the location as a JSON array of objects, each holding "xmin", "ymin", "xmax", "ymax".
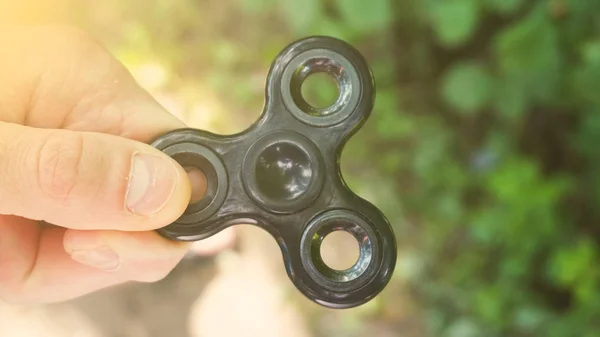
[{"xmin": 1, "ymin": 0, "xmax": 600, "ymax": 336}]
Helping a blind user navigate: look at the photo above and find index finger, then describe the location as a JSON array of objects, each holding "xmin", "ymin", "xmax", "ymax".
[{"xmin": 0, "ymin": 24, "xmax": 185, "ymax": 142}]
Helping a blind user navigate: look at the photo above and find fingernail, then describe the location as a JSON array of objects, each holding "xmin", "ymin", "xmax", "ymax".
[
  {"xmin": 69, "ymin": 246, "xmax": 122, "ymax": 272},
  {"xmin": 126, "ymin": 152, "xmax": 178, "ymax": 216}
]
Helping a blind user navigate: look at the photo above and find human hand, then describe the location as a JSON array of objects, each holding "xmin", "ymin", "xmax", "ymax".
[{"xmin": 0, "ymin": 24, "xmax": 203, "ymax": 303}]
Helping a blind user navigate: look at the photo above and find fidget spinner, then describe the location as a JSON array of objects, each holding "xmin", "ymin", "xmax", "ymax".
[{"xmin": 151, "ymin": 36, "xmax": 397, "ymax": 309}]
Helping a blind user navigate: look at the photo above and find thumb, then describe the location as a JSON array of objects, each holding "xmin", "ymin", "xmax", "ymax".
[{"xmin": 0, "ymin": 121, "xmax": 192, "ymax": 231}]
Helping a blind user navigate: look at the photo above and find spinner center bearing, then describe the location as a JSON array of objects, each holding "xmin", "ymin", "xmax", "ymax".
[
  {"xmin": 241, "ymin": 130, "xmax": 325, "ymax": 214},
  {"xmin": 151, "ymin": 36, "xmax": 397, "ymax": 309}
]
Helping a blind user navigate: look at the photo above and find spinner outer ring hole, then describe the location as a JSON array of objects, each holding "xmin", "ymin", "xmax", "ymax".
[
  {"xmin": 281, "ymin": 49, "xmax": 361, "ymax": 127},
  {"xmin": 300, "ymin": 209, "xmax": 381, "ymax": 293},
  {"xmin": 242, "ymin": 131, "xmax": 325, "ymax": 214},
  {"xmin": 162, "ymin": 143, "xmax": 228, "ymax": 225}
]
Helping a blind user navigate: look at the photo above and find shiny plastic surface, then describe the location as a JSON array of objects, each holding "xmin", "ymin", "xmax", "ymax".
[{"xmin": 151, "ymin": 36, "xmax": 397, "ymax": 309}]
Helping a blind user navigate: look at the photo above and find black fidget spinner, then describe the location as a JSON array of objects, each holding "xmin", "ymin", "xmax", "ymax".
[{"xmin": 151, "ymin": 36, "xmax": 397, "ymax": 309}]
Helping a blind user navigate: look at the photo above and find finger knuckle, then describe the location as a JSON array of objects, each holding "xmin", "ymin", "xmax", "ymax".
[{"xmin": 36, "ymin": 131, "xmax": 85, "ymax": 204}]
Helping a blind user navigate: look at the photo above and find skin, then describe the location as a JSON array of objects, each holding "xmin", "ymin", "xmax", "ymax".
[{"xmin": 0, "ymin": 24, "xmax": 208, "ymax": 304}]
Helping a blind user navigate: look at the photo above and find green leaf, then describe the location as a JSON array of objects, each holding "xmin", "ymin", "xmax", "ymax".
[
  {"xmin": 301, "ymin": 72, "xmax": 339, "ymax": 109},
  {"xmin": 372, "ymin": 89, "xmax": 414, "ymax": 139},
  {"xmin": 280, "ymin": 0, "xmax": 322, "ymax": 33},
  {"xmin": 374, "ymin": 110, "xmax": 414, "ymax": 139},
  {"xmin": 381, "ymin": 153, "xmax": 403, "ymax": 173},
  {"xmin": 470, "ymin": 209, "xmax": 502, "ymax": 244},
  {"xmin": 573, "ymin": 111, "xmax": 600, "ymax": 161},
  {"xmin": 485, "ymin": 0, "xmax": 523, "ymax": 14},
  {"xmin": 426, "ymin": 0, "xmax": 480, "ymax": 46},
  {"xmin": 549, "ymin": 239, "xmax": 597, "ymax": 286},
  {"xmin": 493, "ymin": 77, "xmax": 528, "ymax": 118},
  {"xmin": 582, "ymin": 41, "xmax": 600, "ymax": 64},
  {"xmin": 514, "ymin": 306, "xmax": 548, "ymax": 332},
  {"xmin": 445, "ymin": 318, "xmax": 481, "ymax": 337},
  {"xmin": 311, "ymin": 19, "xmax": 354, "ymax": 42},
  {"xmin": 492, "ymin": 8, "xmax": 561, "ymax": 117},
  {"xmin": 474, "ymin": 287, "xmax": 505, "ymax": 324},
  {"xmin": 574, "ymin": 275, "xmax": 598, "ymax": 305},
  {"xmin": 493, "ymin": 8, "xmax": 561, "ymax": 104},
  {"xmin": 571, "ymin": 42, "xmax": 600, "ymax": 107},
  {"xmin": 441, "ymin": 61, "xmax": 492, "ymax": 114},
  {"xmin": 333, "ymin": 0, "xmax": 393, "ymax": 34}
]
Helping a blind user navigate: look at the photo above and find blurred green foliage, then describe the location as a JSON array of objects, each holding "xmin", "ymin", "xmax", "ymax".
[{"xmin": 70, "ymin": 0, "xmax": 600, "ymax": 335}]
